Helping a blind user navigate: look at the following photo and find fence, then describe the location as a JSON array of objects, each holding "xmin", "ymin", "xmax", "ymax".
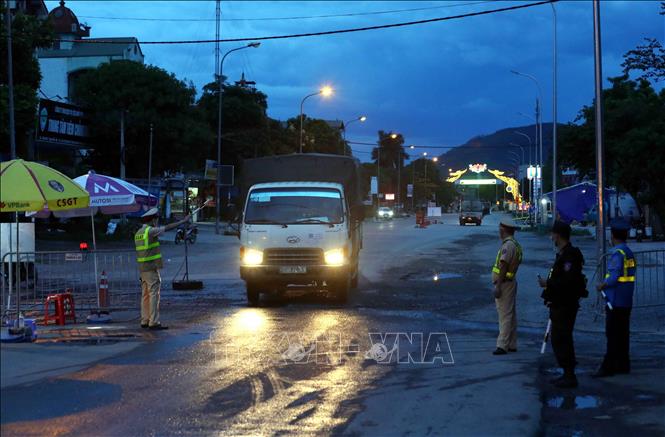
[
  {"xmin": 1, "ymin": 250, "xmax": 141, "ymax": 319},
  {"xmin": 590, "ymin": 249, "xmax": 665, "ymax": 318}
]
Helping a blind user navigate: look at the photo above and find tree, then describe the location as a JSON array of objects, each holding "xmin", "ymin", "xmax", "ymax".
[
  {"xmin": 196, "ymin": 80, "xmax": 273, "ymax": 164},
  {"xmin": 560, "ymin": 75, "xmax": 665, "ymax": 224},
  {"xmin": 71, "ymin": 60, "xmax": 213, "ymax": 177},
  {"xmin": 0, "ymin": 5, "xmax": 54, "ymax": 157},
  {"xmin": 299, "ymin": 116, "xmax": 345, "ymax": 155},
  {"xmin": 621, "ymin": 4, "xmax": 665, "ymax": 82}
]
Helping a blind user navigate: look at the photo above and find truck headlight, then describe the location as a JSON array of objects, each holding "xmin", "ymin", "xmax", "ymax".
[
  {"xmin": 242, "ymin": 248, "xmax": 263, "ymax": 266},
  {"xmin": 324, "ymin": 248, "xmax": 345, "ymax": 266},
  {"xmin": 388, "ymin": 210, "xmax": 394, "ymax": 216}
]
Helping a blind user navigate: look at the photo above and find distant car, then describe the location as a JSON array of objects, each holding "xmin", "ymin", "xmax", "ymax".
[
  {"xmin": 377, "ymin": 207, "xmax": 394, "ymax": 220},
  {"xmin": 459, "ymin": 200, "xmax": 483, "ymax": 226}
]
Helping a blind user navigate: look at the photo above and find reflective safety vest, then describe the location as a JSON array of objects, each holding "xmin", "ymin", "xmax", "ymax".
[
  {"xmin": 135, "ymin": 226, "xmax": 163, "ymax": 272},
  {"xmin": 605, "ymin": 248, "xmax": 636, "ymax": 283},
  {"xmin": 492, "ymin": 237, "xmax": 523, "ymax": 279}
]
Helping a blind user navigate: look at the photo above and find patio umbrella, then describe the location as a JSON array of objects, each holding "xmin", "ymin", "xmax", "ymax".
[{"xmin": 1, "ymin": 159, "xmax": 90, "ymax": 328}]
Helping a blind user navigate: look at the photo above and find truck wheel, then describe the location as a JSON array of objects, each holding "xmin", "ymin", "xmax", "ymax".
[
  {"xmin": 331, "ymin": 277, "xmax": 350, "ymax": 304},
  {"xmin": 246, "ymin": 282, "xmax": 260, "ymax": 307}
]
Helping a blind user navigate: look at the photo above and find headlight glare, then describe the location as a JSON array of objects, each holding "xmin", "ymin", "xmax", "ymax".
[
  {"xmin": 324, "ymin": 248, "xmax": 345, "ymax": 266},
  {"xmin": 242, "ymin": 248, "xmax": 263, "ymax": 266}
]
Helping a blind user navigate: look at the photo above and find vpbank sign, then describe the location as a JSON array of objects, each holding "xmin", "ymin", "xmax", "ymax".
[{"xmin": 94, "ymin": 183, "xmax": 120, "ymax": 194}]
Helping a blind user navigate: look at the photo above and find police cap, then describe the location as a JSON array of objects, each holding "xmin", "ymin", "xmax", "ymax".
[
  {"xmin": 551, "ymin": 220, "xmax": 571, "ymax": 239},
  {"xmin": 610, "ymin": 218, "xmax": 631, "ymax": 231}
]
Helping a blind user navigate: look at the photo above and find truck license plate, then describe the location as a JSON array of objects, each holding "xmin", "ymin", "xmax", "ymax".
[{"xmin": 279, "ymin": 266, "xmax": 307, "ymax": 274}]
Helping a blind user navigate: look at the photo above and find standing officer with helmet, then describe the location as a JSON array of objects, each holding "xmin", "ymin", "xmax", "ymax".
[
  {"xmin": 594, "ymin": 218, "xmax": 636, "ymax": 377},
  {"xmin": 135, "ymin": 208, "xmax": 190, "ymax": 330},
  {"xmin": 538, "ymin": 220, "xmax": 587, "ymax": 388},
  {"xmin": 492, "ymin": 220, "xmax": 523, "ymax": 355}
]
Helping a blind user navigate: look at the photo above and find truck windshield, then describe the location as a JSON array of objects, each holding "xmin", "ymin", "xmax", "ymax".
[
  {"xmin": 461, "ymin": 200, "xmax": 483, "ymax": 212},
  {"xmin": 245, "ymin": 188, "xmax": 344, "ymax": 225}
]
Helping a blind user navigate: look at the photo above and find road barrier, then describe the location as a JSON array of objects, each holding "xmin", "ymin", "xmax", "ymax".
[
  {"xmin": 2, "ymin": 250, "xmax": 140, "ymax": 319},
  {"xmin": 590, "ymin": 249, "xmax": 665, "ymax": 318}
]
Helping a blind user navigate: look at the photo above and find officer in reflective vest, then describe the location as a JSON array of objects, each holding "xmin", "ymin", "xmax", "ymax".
[
  {"xmin": 594, "ymin": 218, "xmax": 636, "ymax": 377},
  {"xmin": 492, "ymin": 219, "xmax": 523, "ymax": 355},
  {"xmin": 135, "ymin": 208, "xmax": 190, "ymax": 330}
]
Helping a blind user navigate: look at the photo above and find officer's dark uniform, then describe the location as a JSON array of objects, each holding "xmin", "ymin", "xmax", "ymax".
[
  {"xmin": 542, "ymin": 223, "xmax": 586, "ymax": 384},
  {"xmin": 595, "ymin": 219, "xmax": 635, "ymax": 377}
]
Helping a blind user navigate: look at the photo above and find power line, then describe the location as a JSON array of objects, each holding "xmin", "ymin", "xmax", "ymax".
[
  {"xmin": 77, "ymin": 2, "xmax": 494, "ymax": 23},
  {"xmin": 64, "ymin": 1, "xmax": 555, "ymax": 45}
]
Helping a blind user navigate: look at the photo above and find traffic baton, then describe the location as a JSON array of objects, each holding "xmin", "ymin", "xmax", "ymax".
[
  {"xmin": 190, "ymin": 199, "xmax": 214, "ymax": 217},
  {"xmin": 540, "ymin": 319, "xmax": 552, "ymax": 354},
  {"xmin": 600, "ymin": 291, "xmax": 614, "ymax": 310}
]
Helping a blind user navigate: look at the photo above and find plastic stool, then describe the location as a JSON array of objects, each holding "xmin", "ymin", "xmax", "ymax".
[{"xmin": 43, "ymin": 290, "xmax": 76, "ymax": 325}]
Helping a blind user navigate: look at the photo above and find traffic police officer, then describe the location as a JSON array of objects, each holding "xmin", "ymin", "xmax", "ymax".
[
  {"xmin": 492, "ymin": 220, "xmax": 523, "ymax": 355},
  {"xmin": 594, "ymin": 218, "xmax": 636, "ymax": 377},
  {"xmin": 538, "ymin": 220, "xmax": 586, "ymax": 388},
  {"xmin": 135, "ymin": 208, "xmax": 190, "ymax": 330}
]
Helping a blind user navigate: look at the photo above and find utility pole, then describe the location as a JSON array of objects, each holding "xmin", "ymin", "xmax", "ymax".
[
  {"xmin": 397, "ymin": 148, "xmax": 402, "ymax": 213},
  {"xmin": 215, "ymin": 0, "xmax": 220, "ymax": 77},
  {"xmin": 593, "ymin": 0, "xmax": 607, "ymax": 267},
  {"xmin": 551, "ymin": 2, "xmax": 558, "ymax": 222},
  {"xmin": 376, "ymin": 144, "xmax": 381, "ymax": 206},
  {"xmin": 6, "ymin": 2, "xmax": 16, "ymax": 159},
  {"xmin": 120, "ymin": 110, "xmax": 126, "ymax": 179},
  {"xmin": 148, "ymin": 123, "xmax": 154, "ymax": 191}
]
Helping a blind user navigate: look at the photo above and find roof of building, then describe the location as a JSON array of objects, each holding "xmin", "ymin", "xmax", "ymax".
[
  {"xmin": 48, "ymin": 0, "xmax": 89, "ymax": 37},
  {"xmin": 38, "ymin": 37, "xmax": 144, "ymax": 59}
]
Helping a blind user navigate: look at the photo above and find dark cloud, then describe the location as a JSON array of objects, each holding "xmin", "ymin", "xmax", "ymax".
[{"xmin": 47, "ymin": 1, "xmax": 664, "ymax": 161}]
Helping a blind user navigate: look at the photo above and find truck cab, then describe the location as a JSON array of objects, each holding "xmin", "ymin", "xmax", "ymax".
[{"xmin": 239, "ymin": 169, "xmax": 363, "ymax": 305}]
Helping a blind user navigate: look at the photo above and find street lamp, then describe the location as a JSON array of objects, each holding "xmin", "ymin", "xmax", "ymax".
[
  {"xmin": 342, "ymin": 115, "xmax": 366, "ymax": 156},
  {"xmin": 511, "ymin": 69, "xmax": 544, "ymax": 223},
  {"xmin": 300, "ymin": 85, "xmax": 334, "ymax": 153},
  {"xmin": 513, "ymin": 131, "xmax": 533, "ymax": 165},
  {"xmin": 216, "ymin": 41, "xmax": 261, "ymax": 234}
]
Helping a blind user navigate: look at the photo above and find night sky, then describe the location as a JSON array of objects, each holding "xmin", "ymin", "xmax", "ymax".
[{"xmin": 46, "ymin": 1, "xmax": 664, "ymax": 161}]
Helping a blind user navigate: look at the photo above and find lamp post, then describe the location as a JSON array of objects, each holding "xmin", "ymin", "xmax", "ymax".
[
  {"xmin": 216, "ymin": 41, "xmax": 260, "ymax": 234},
  {"xmin": 342, "ymin": 116, "xmax": 366, "ymax": 156},
  {"xmin": 300, "ymin": 86, "xmax": 333, "ymax": 153},
  {"xmin": 513, "ymin": 131, "xmax": 533, "ymax": 165},
  {"xmin": 551, "ymin": 2, "xmax": 558, "ymax": 221},
  {"xmin": 511, "ymin": 70, "xmax": 544, "ymax": 223}
]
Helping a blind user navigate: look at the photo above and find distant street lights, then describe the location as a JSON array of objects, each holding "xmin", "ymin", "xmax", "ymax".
[
  {"xmin": 511, "ymin": 69, "xmax": 544, "ymax": 224},
  {"xmin": 342, "ymin": 116, "xmax": 366, "ymax": 155},
  {"xmin": 513, "ymin": 131, "xmax": 533, "ymax": 165},
  {"xmin": 299, "ymin": 86, "xmax": 333, "ymax": 153},
  {"xmin": 216, "ymin": 41, "xmax": 260, "ymax": 234}
]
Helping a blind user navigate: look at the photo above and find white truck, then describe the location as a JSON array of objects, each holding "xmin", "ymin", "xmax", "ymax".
[{"xmin": 238, "ymin": 154, "xmax": 365, "ymax": 306}]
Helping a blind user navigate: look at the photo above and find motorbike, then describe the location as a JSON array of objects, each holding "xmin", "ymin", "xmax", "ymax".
[{"xmin": 175, "ymin": 224, "xmax": 198, "ymax": 245}]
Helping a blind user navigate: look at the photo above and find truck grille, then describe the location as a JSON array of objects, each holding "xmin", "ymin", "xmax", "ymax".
[{"xmin": 264, "ymin": 248, "xmax": 324, "ymax": 265}]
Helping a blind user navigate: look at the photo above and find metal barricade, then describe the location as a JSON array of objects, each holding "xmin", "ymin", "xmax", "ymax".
[
  {"xmin": 2, "ymin": 250, "xmax": 140, "ymax": 318},
  {"xmin": 590, "ymin": 249, "xmax": 665, "ymax": 318}
]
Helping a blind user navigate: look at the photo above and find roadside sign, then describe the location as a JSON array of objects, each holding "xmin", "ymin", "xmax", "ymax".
[
  {"xmin": 65, "ymin": 253, "xmax": 83, "ymax": 261},
  {"xmin": 406, "ymin": 184, "xmax": 413, "ymax": 198},
  {"xmin": 385, "ymin": 193, "xmax": 395, "ymax": 200},
  {"xmin": 370, "ymin": 176, "xmax": 378, "ymax": 195}
]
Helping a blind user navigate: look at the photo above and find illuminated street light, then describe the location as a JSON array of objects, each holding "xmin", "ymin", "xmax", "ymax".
[
  {"xmin": 343, "ymin": 115, "xmax": 367, "ymax": 156},
  {"xmin": 300, "ymin": 85, "xmax": 335, "ymax": 153},
  {"xmin": 432, "ymin": 157, "xmax": 438, "ymax": 163},
  {"xmin": 216, "ymin": 41, "xmax": 261, "ymax": 234},
  {"xmin": 390, "ymin": 133, "xmax": 398, "ymax": 139}
]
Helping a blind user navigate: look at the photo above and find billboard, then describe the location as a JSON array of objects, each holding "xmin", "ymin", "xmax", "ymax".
[
  {"xmin": 406, "ymin": 183, "xmax": 413, "ymax": 198},
  {"xmin": 204, "ymin": 160, "xmax": 234, "ymax": 185},
  {"xmin": 36, "ymin": 99, "xmax": 90, "ymax": 148}
]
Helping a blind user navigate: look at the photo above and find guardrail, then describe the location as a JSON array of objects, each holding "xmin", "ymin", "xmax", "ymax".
[
  {"xmin": 1, "ymin": 250, "xmax": 140, "ymax": 319},
  {"xmin": 590, "ymin": 249, "xmax": 665, "ymax": 316}
]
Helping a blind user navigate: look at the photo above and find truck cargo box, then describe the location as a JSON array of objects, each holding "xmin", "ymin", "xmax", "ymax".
[{"xmin": 241, "ymin": 154, "xmax": 365, "ymax": 207}]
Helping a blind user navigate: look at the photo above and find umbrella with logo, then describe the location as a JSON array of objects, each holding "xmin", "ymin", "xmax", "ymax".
[{"xmin": 1, "ymin": 159, "xmax": 90, "ymax": 335}]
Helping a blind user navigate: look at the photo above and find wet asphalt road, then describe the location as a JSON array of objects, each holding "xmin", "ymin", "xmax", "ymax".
[{"xmin": 2, "ymin": 214, "xmax": 664, "ymax": 436}]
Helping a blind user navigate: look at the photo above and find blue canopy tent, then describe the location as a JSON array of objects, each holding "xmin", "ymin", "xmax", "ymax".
[{"xmin": 544, "ymin": 182, "xmax": 615, "ymax": 224}]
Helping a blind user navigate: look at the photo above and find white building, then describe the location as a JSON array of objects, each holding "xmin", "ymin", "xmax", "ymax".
[{"xmin": 37, "ymin": 0, "xmax": 144, "ymax": 101}]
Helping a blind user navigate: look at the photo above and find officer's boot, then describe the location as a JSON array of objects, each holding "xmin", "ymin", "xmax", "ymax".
[{"xmin": 554, "ymin": 367, "xmax": 578, "ymax": 389}]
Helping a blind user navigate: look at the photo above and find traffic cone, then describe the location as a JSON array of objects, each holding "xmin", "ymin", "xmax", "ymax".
[{"xmin": 99, "ymin": 270, "xmax": 109, "ymax": 309}]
